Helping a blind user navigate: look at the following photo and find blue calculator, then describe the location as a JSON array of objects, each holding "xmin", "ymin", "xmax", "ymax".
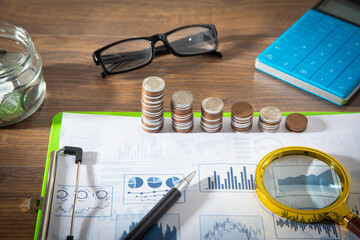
[{"xmin": 256, "ymin": 0, "xmax": 360, "ymax": 105}]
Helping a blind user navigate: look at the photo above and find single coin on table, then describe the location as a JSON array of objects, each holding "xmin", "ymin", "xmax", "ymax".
[{"xmin": 285, "ymin": 113, "xmax": 308, "ymax": 132}]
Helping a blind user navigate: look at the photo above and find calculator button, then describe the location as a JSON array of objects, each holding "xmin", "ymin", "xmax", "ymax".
[
  {"xmin": 312, "ymin": 23, "xmax": 334, "ymax": 36},
  {"xmin": 258, "ymin": 51, "xmax": 278, "ymax": 65},
  {"xmin": 304, "ymin": 10, "xmax": 326, "ymax": 22},
  {"xmin": 302, "ymin": 32, "xmax": 326, "ymax": 45},
  {"xmin": 319, "ymin": 63, "xmax": 344, "ymax": 79},
  {"xmin": 283, "ymin": 48, "xmax": 307, "ymax": 62},
  {"xmin": 347, "ymin": 33, "xmax": 360, "ymax": 51},
  {"xmin": 287, "ymin": 25, "xmax": 308, "ymax": 38},
  {"xmin": 296, "ymin": 18, "xmax": 317, "ymax": 29},
  {"xmin": 319, "ymin": 38, "xmax": 342, "ymax": 53},
  {"xmin": 338, "ymin": 22, "xmax": 359, "ymax": 36},
  {"xmin": 301, "ymin": 55, "xmax": 325, "ymax": 70},
  {"xmin": 337, "ymin": 45, "xmax": 360, "ymax": 59},
  {"xmin": 272, "ymin": 42, "xmax": 290, "ymax": 53},
  {"xmin": 293, "ymin": 41, "xmax": 317, "ymax": 54},
  {"xmin": 258, "ymin": 43, "xmax": 289, "ymax": 65},
  {"xmin": 336, "ymin": 70, "xmax": 360, "ymax": 88},
  {"xmin": 348, "ymin": 57, "xmax": 360, "ymax": 74},
  {"xmin": 277, "ymin": 34, "xmax": 300, "ymax": 46},
  {"xmin": 292, "ymin": 64, "xmax": 317, "ymax": 82},
  {"xmin": 310, "ymin": 72, "xmax": 335, "ymax": 90},
  {"xmin": 319, "ymin": 16, "xmax": 341, "ymax": 30},
  {"xmin": 329, "ymin": 29, "xmax": 353, "ymax": 43},
  {"xmin": 327, "ymin": 80, "xmax": 354, "ymax": 98},
  {"xmin": 311, "ymin": 47, "xmax": 334, "ymax": 61},
  {"xmin": 328, "ymin": 53, "xmax": 355, "ymax": 69},
  {"xmin": 274, "ymin": 57, "xmax": 298, "ymax": 73}
]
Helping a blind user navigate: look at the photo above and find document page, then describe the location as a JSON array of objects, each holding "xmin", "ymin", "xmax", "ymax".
[{"xmin": 47, "ymin": 113, "xmax": 360, "ymax": 240}]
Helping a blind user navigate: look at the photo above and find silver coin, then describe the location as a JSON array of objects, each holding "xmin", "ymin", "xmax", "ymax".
[
  {"xmin": 171, "ymin": 90, "xmax": 194, "ymax": 108},
  {"xmin": 201, "ymin": 97, "xmax": 224, "ymax": 114},
  {"xmin": 142, "ymin": 76, "xmax": 165, "ymax": 92},
  {"xmin": 259, "ymin": 106, "xmax": 282, "ymax": 124}
]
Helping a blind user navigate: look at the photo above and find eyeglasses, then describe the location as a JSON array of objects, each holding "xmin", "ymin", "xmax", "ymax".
[{"xmin": 93, "ymin": 24, "xmax": 222, "ymax": 78}]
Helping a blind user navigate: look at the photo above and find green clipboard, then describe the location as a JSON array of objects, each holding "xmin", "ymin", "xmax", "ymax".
[{"xmin": 33, "ymin": 111, "xmax": 352, "ymax": 239}]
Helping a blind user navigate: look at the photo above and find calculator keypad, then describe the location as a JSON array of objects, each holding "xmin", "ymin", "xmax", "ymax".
[{"xmin": 258, "ymin": 9, "xmax": 360, "ymax": 100}]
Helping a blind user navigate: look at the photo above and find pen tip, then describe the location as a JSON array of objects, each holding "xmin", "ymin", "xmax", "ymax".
[{"xmin": 185, "ymin": 171, "xmax": 196, "ymax": 182}]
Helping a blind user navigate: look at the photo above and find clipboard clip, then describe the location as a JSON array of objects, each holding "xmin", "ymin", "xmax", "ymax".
[
  {"xmin": 26, "ymin": 146, "xmax": 83, "ymax": 240},
  {"xmin": 26, "ymin": 196, "xmax": 44, "ymax": 211}
]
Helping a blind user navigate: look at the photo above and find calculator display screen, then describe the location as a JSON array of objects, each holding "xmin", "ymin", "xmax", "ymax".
[{"xmin": 316, "ymin": 0, "xmax": 360, "ymax": 25}]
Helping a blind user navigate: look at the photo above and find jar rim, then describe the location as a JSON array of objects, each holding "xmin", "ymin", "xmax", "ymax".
[{"xmin": 0, "ymin": 22, "xmax": 34, "ymax": 78}]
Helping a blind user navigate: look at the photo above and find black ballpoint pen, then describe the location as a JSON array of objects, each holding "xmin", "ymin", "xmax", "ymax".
[{"xmin": 123, "ymin": 171, "xmax": 196, "ymax": 240}]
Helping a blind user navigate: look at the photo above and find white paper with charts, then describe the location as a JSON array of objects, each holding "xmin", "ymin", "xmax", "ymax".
[{"xmin": 47, "ymin": 112, "xmax": 360, "ymax": 240}]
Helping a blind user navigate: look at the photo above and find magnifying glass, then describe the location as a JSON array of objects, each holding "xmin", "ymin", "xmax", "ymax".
[{"xmin": 255, "ymin": 146, "xmax": 360, "ymax": 238}]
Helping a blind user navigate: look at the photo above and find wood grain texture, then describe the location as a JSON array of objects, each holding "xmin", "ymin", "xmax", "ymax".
[{"xmin": 0, "ymin": 0, "xmax": 359, "ymax": 239}]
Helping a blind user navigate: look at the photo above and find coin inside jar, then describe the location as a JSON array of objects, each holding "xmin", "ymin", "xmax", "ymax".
[{"xmin": 285, "ymin": 113, "xmax": 308, "ymax": 132}]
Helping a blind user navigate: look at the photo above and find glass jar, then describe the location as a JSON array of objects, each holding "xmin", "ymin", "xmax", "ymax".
[{"xmin": 0, "ymin": 22, "xmax": 46, "ymax": 127}]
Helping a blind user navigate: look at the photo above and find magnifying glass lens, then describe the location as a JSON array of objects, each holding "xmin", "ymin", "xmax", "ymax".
[
  {"xmin": 256, "ymin": 147, "xmax": 360, "ymax": 237},
  {"xmin": 263, "ymin": 155, "xmax": 342, "ymax": 210}
]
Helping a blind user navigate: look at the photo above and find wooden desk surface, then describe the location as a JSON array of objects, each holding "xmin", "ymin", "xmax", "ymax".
[{"xmin": 0, "ymin": 0, "xmax": 359, "ymax": 238}]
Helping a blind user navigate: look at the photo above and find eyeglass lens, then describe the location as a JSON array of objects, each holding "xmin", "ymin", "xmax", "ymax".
[
  {"xmin": 167, "ymin": 26, "xmax": 217, "ymax": 55},
  {"xmin": 100, "ymin": 39, "xmax": 152, "ymax": 73}
]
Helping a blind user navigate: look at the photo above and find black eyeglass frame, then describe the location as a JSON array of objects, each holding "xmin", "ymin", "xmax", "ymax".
[{"xmin": 93, "ymin": 24, "xmax": 222, "ymax": 77}]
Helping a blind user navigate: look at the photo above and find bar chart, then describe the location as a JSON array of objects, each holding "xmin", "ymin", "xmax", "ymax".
[{"xmin": 198, "ymin": 164, "xmax": 256, "ymax": 192}]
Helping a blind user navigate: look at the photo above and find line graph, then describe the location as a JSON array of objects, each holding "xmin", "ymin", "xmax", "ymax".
[
  {"xmin": 273, "ymin": 214, "xmax": 340, "ymax": 239},
  {"xmin": 116, "ymin": 213, "xmax": 180, "ymax": 240},
  {"xmin": 272, "ymin": 165, "xmax": 341, "ymax": 199},
  {"xmin": 54, "ymin": 185, "xmax": 112, "ymax": 217},
  {"xmin": 200, "ymin": 215, "xmax": 265, "ymax": 240}
]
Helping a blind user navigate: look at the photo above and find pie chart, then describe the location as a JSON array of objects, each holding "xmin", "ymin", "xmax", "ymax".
[
  {"xmin": 166, "ymin": 176, "xmax": 181, "ymax": 188},
  {"xmin": 147, "ymin": 177, "xmax": 162, "ymax": 188},
  {"xmin": 128, "ymin": 177, "xmax": 144, "ymax": 189}
]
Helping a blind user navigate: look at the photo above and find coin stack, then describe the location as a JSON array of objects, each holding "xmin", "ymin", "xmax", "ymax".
[
  {"xmin": 141, "ymin": 76, "xmax": 165, "ymax": 133},
  {"xmin": 200, "ymin": 97, "xmax": 224, "ymax": 133},
  {"xmin": 171, "ymin": 90, "xmax": 194, "ymax": 133},
  {"xmin": 231, "ymin": 102, "xmax": 254, "ymax": 132},
  {"xmin": 285, "ymin": 113, "xmax": 308, "ymax": 133},
  {"xmin": 258, "ymin": 106, "xmax": 282, "ymax": 133}
]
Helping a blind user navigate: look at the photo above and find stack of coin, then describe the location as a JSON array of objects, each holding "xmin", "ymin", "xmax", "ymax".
[
  {"xmin": 258, "ymin": 106, "xmax": 282, "ymax": 133},
  {"xmin": 141, "ymin": 76, "xmax": 165, "ymax": 133},
  {"xmin": 231, "ymin": 102, "xmax": 254, "ymax": 132},
  {"xmin": 285, "ymin": 113, "xmax": 308, "ymax": 132},
  {"xmin": 200, "ymin": 97, "xmax": 224, "ymax": 133},
  {"xmin": 171, "ymin": 90, "xmax": 194, "ymax": 133}
]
